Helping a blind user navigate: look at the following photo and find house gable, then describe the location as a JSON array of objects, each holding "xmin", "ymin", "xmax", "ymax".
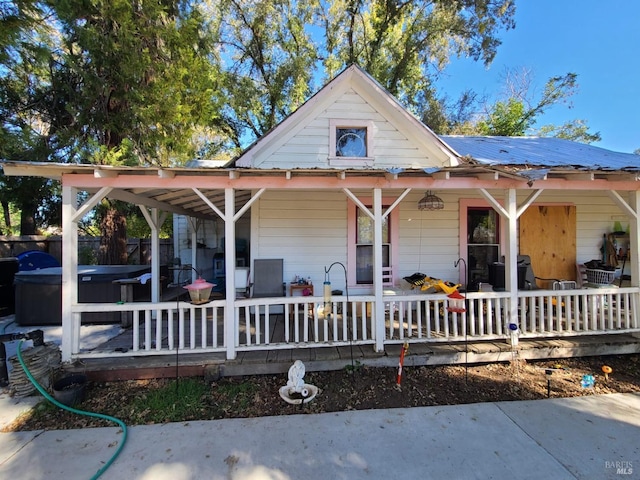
[{"xmin": 235, "ymin": 65, "xmax": 458, "ymax": 170}]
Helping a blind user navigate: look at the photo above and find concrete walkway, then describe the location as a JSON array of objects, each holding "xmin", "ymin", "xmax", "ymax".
[{"xmin": 1, "ymin": 392, "xmax": 638, "ymax": 480}]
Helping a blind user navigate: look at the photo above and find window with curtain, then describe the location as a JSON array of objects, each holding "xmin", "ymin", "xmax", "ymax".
[{"xmin": 355, "ymin": 207, "xmax": 390, "ymax": 284}]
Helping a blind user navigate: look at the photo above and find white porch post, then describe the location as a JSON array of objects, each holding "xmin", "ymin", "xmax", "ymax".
[
  {"xmin": 224, "ymin": 188, "xmax": 237, "ymax": 360},
  {"xmin": 630, "ymin": 191, "xmax": 639, "ymax": 287},
  {"xmin": 373, "ymin": 188, "xmax": 385, "ymax": 352},
  {"xmin": 504, "ymin": 189, "xmax": 519, "ymax": 327},
  {"xmin": 61, "ymin": 186, "xmax": 79, "ymax": 362},
  {"xmin": 138, "ymin": 206, "xmax": 164, "ymax": 303},
  {"xmin": 188, "ymin": 218, "xmax": 198, "ymax": 282}
]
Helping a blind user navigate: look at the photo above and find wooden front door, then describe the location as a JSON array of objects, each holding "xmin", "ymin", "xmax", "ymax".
[{"xmin": 519, "ymin": 205, "xmax": 576, "ymax": 287}]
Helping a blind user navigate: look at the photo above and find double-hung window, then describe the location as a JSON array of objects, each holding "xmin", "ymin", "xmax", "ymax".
[{"xmin": 348, "ymin": 200, "xmax": 397, "ymax": 286}]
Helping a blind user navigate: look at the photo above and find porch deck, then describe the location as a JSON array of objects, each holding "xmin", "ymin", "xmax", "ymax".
[
  {"xmin": 64, "ymin": 286, "xmax": 640, "ymax": 381},
  {"xmin": 69, "ymin": 314, "xmax": 640, "ymax": 381}
]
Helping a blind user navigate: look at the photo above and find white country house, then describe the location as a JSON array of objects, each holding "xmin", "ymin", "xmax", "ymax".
[{"xmin": 3, "ymin": 65, "xmax": 640, "ymax": 371}]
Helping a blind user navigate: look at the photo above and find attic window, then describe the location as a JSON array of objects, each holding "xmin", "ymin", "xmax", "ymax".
[
  {"xmin": 329, "ymin": 120, "xmax": 374, "ymax": 167},
  {"xmin": 336, "ymin": 128, "xmax": 367, "ymax": 157}
]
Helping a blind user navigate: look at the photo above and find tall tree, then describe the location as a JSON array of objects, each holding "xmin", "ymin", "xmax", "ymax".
[
  {"xmin": 44, "ymin": 0, "xmax": 224, "ymax": 261},
  {"xmin": 213, "ymin": 0, "xmax": 319, "ymax": 149},
  {"xmin": 321, "ymin": 0, "xmax": 516, "ymax": 114},
  {"xmin": 0, "ymin": 1, "xmax": 62, "ymax": 234},
  {"xmin": 50, "ymin": 0, "xmax": 222, "ymax": 166}
]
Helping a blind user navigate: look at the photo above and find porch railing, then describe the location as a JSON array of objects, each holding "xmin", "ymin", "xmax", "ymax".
[
  {"xmin": 233, "ymin": 295, "xmax": 376, "ymax": 351},
  {"xmin": 70, "ymin": 287, "xmax": 640, "ymax": 359},
  {"xmin": 70, "ymin": 299, "xmax": 226, "ymax": 358},
  {"xmin": 383, "ymin": 287, "xmax": 639, "ymax": 343}
]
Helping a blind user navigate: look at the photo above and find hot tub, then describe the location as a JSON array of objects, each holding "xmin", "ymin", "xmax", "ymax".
[{"xmin": 14, "ymin": 265, "xmax": 152, "ymax": 325}]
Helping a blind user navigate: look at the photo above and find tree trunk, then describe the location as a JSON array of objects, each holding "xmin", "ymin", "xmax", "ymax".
[
  {"xmin": 1, "ymin": 200, "xmax": 10, "ymax": 234},
  {"xmin": 19, "ymin": 202, "xmax": 37, "ymax": 235},
  {"xmin": 98, "ymin": 208, "xmax": 128, "ymax": 265}
]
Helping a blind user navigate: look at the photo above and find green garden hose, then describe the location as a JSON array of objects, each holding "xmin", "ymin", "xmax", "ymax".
[{"xmin": 17, "ymin": 340, "xmax": 128, "ymax": 480}]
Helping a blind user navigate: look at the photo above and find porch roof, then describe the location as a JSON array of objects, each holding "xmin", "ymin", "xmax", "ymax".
[
  {"xmin": 2, "ymin": 141, "xmax": 639, "ymax": 221},
  {"xmin": 443, "ymin": 135, "xmax": 640, "ymax": 171}
]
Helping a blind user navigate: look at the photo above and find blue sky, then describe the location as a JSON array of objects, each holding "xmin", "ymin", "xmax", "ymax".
[{"xmin": 435, "ymin": 1, "xmax": 640, "ymax": 154}]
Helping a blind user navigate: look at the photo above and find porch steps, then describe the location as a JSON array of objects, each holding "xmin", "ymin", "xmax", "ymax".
[{"xmin": 67, "ymin": 334, "xmax": 640, "ymax": 382}]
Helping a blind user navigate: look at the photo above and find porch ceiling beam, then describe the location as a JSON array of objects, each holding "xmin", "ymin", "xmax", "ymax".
[
  {"xmin": 192, "ymin": 188, "xmax": 224, "ymax": 219},
  {"xmin": 106, "ymin": 188, "xmax": 209, "ymax": 219},
  {"xmin": 154, "ymin": 189, "xmax": 193, "ymax": 201},
  {"xmin": 71, "ymin": 186, "xmax": 112, "ymax": 223},
  {"xmin": 572, "ymin": 172, "xmax": 595, "ymax": 181},
  {"xmin": 607, "ymin": 190, "xmax": 639, "ymax": 219},
  {"xmin": 343, "ymin": 188, "xmax": 373, "ymax": 219},
  {"xmin": 61, "ymin": 173, "xmax": 640, "ymax": 191},
  {"xmin": 431, "ymin": 171, "xmax": 450, "ymax": 180},
  {"xmin": 477, "ymin": 172, "xmax": 499, "ymax": 181},
  {"xmin": 158, "ymin": 169, "xmax": 175, "ymax": 179},
  {"xmin": 516, "ymin": 189, "xmax": 544, "ymax": 219},
  {"xmin": 94, "ymin": 169, "xmax": 117, "ymax": 178}
]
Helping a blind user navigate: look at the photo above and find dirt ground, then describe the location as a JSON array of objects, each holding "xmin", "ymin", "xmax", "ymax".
[{"xmin": 5, "ymin": 353, "xmax": 640, "ymax": 432}]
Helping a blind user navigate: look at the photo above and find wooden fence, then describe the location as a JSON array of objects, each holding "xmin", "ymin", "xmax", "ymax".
[{"xmin": 0, "ymin": 235, "xmax": 174, "ymax": 265}]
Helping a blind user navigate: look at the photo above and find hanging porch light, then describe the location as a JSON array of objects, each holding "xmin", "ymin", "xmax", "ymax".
[{"xmin": 417, "ymin": 190, "xmax": 444, "ymax": 211}]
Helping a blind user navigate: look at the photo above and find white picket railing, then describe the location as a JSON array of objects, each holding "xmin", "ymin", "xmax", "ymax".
[
  {"xmin": 71, "ymin": 287, "xmax": 640, "ymax": 358},
  {"xmin": 384, "ymin": 287, "xmax": 639, "ymax": 343},
  {"xmin": 71, "ymin": 299, "xmax": 226, "ymax": 357},
  {"xmin": 233, "ymin": 295, "xmax": 376, "ymax": 351},
  {"xmin": 383, "ymin": 291, "xmax": 511, "ymax": 342},
  {"xmin": 518, "ymin": 287, "xmax": 639, "ymax": 336}
]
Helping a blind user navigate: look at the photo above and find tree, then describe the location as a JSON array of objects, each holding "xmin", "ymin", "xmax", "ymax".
[
  {"xmin": 0, "ymin": 1, "xmax": 63, "ymax": 234},
  {"xmin": 321, "ymin": 0, "xmax": 516, "ymax": 114},
  {"xmin": 49, "ymin": 0, "xmax": 222, "ymax": 166},
  {"xmin": 429, "ymin": 68, "xmax": 601, "ymax": 143},
  {"xmin": 40, "ymin": 0, "xmax": 225, "ymax": 261},
  {"xmin": 210, "ymin": 0, "xmax": 516, "ymax": 145},
  {"xmin": 212, "ymin": 0, "xmax": 319, "ymax": 149}
]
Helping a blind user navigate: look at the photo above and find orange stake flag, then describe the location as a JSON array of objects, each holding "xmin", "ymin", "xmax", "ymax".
[{"xmin": 396, "ymin": 342, "xmax": 409, "ymax": 385}]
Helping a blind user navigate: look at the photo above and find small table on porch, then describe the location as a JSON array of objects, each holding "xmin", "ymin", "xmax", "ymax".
[{"xmin": 289, "ymin": 283, "xmax": 314, "ymax": 316}]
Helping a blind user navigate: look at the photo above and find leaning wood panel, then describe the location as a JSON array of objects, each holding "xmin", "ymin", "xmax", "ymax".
[{"xmin": 519, "ymin": 205, "xmax": 577, "ymax": 285}]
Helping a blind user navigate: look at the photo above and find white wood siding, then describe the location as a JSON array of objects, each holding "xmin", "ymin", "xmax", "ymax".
[
  {"xmin": 256, "ymin": 89, "xmax": 441, "ymax": 170},
  {"xmin": 251, "ymin": 190, "xmax": 348, "ymax": 288}
]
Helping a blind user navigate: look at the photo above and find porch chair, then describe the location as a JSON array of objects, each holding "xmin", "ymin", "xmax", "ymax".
[
  {"xmin": 250, "ymin": 259, "xmax": 286, "ymax": 314},
  {"xmin": 234, "ymin": 267, "xmax": 250, "ymax": 298}
]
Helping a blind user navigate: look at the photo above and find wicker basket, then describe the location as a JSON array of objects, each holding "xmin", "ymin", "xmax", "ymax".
[{"xmin": 585, "ymin": 268, "xmax": 615, "ymax": 285}]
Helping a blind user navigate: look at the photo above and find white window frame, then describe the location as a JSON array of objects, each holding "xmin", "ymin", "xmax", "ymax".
[{"xmin": 329, "ymin": 119, "xmax": 375, "ymax": 167}]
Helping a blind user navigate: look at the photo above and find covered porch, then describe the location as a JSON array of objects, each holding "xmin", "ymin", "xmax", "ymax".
[{"xmin": 3, "ymin": 154, "xmax": 640, "ymax": 366}]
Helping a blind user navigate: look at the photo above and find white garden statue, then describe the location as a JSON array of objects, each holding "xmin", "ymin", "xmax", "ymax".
[{"xmin": 278, "ymin": 360, "xmax": 318, "ymax": 405}]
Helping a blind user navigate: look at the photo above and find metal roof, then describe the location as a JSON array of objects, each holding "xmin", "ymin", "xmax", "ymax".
[{"xmin": 441, "ymin": 136, "xmax": 640, "ymax": 171}]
